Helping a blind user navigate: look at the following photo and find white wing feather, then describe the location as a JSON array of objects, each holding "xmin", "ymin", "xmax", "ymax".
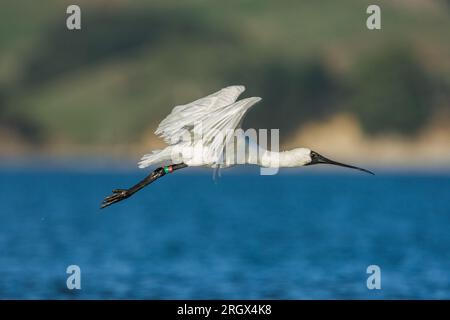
[
  {"xmin": 140, "ymin": 85, "xmax": 261, "ymax": 168},
  {"xmin": 201, "ymin": 97, "xmax": 261, "ymax": 162},
  {"xmin": 155, "ymin": 85, "xmax": 246, "ymax": 144}
]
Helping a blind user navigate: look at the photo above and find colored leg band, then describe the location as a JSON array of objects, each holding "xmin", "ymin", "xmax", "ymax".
[{"xmin": 163, "ymin": 166, "xmax": 173, "ymax": 174}]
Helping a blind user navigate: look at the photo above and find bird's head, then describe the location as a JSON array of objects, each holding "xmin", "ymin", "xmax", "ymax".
[{"xmin": 291, "ymin": 148, "xmax": 374, "ymax": 175}]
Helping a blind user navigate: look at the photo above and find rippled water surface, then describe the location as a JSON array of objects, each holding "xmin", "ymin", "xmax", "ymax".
[{"xmin": 1, "ymin": 168, "xmax": 449, "ymax": 299}]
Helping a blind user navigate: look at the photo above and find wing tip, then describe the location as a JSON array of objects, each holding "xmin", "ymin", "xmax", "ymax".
[
  {"xmin": 242, "ymin": 96, "xmax": 262, "ymax": 103},
  {"xmin": 225, "ymin": 84, "xmax": 246, "ymax": 93}
]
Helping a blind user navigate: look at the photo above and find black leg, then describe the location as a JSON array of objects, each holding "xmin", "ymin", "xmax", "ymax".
[{"xmin": 100, "ymin": 163, "xmax": 188, "ymax": 209}]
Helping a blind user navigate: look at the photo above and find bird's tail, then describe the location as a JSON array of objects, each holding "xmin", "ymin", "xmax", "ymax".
[{"xmin": 138, "ymin": 148, "xmax": 173, "ymax": 169}]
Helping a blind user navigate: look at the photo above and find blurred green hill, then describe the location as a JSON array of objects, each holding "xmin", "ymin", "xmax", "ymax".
[{"xmin": 0, "ymin": 0, "xmax": 449, "ymax": 155}]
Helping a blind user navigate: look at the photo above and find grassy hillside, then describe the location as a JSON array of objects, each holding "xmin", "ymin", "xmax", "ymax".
[{"xmin": 0, "ymin": 0, "xmax": 449, "ymax": 152}]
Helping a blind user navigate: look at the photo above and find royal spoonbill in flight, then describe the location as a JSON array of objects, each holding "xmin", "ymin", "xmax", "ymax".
[{"xmin": 101, "ymin": 85, "xmax": 373, "ymax": 209}]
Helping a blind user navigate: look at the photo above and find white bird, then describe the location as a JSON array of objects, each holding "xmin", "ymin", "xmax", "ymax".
[{"xmin": 101, "ymin": 85, "xmax": 373, "ymax": 209}]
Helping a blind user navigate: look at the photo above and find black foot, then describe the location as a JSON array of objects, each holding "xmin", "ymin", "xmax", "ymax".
[{"xmin": 101, "ymin": 189, "xmax": 130, "ymax": 209}]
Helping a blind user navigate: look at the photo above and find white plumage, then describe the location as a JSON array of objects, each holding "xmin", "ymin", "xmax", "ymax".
[
  {"xmin": 138, "ymin": 85, "xmax": 262, "ymax": 168},
  {"xmin": 137, "ymin": 85, "xmax": 373, "ymax": 175},
  {"xmin": 102, "ymin": 85, "xmax": 373, "ymax": 209}
]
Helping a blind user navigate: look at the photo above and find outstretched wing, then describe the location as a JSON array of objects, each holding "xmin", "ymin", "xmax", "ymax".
[
  {"xmin": 155, "ymin": 85, "xmax": 246, "ymax": 144},
  {"xmin": 201, "ymin": 97, "xmax": 262, "ymax": 163}
]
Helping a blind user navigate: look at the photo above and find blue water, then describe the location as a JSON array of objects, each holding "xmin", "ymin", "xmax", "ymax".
[{"xmin": 0, "ymin": 167, "xmax": 449, "ymax": 299}]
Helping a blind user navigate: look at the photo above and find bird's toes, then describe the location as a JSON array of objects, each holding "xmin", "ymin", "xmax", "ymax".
[
  {"xmin": 101, "ymin": 189, "xmax": 130, "ymax": 209},
  {"xmin": 101, "ymin": 196, "xmax": 119, "ymax": 208},
  {"xmin": 102, "ymin": 195, "xmax": 116, "ymax": 203},
  {"xmin": 113, "ymin": 189, "xmax": 127, "ymax": 194}
]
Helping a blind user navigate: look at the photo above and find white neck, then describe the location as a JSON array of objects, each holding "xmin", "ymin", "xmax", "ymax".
[
  {"xmin": 256, "ymin": 150, "xmax": 306, "ymax": 168},
  {"xmin": 222, "ymin": 138, "xmax": 310, "ymax": 168}
]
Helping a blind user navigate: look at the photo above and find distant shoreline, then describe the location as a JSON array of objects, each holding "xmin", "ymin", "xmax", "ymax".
[
  {"xmin": 1, "ymin": 113, "xmax": 449, "ymax": 171},
  {"xmin": 1, "ymin": 155, "xmax": 449, "ymax": 174}
]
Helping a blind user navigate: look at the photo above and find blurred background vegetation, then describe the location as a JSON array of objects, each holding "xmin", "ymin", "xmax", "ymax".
[{"xmin": 0, "ymin": 0, "xmax": 449, "ymax": 165}]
